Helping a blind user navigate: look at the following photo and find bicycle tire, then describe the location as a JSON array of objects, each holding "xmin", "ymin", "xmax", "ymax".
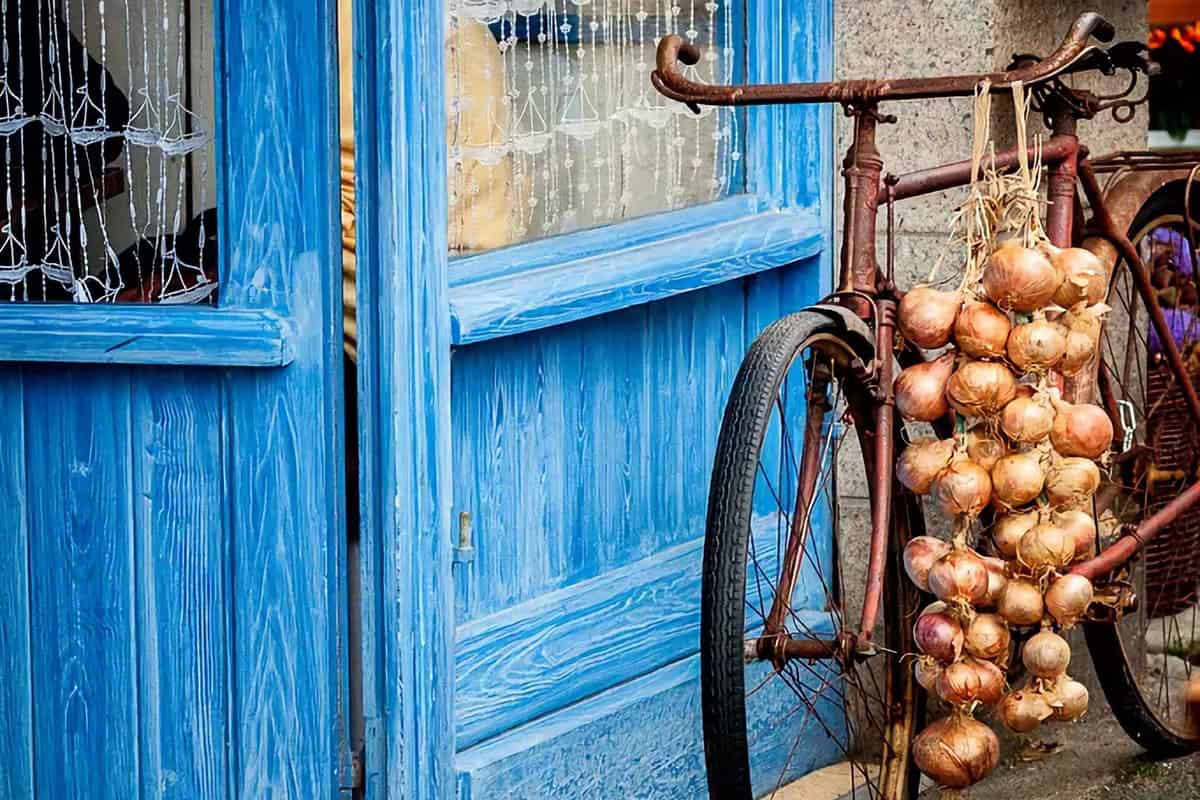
[{"xmin": 702, "ymin": 309, "xmax": 926, "ymax": 799}]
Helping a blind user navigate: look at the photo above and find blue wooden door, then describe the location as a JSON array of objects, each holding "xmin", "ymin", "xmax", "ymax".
[
  {"xmin": 0, "ymin": 1, "xmax": 350, "ymax": 797},
  {"xmin": 351, "ymin": 1, "xmax": 838, "ymax": 797}
]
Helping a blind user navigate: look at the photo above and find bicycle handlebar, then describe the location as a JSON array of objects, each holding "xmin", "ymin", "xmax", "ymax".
[{"xmin": 652, "ymin": 12, "xmax": 1116, "ymax": 109}]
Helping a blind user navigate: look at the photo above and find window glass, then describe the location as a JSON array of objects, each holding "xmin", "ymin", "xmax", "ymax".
[
  {"xmin": 0, "ymin": 0, "xmax": 216, "ymax": 303},
  {"xmin": 446, "ymin": 0, "xmax": 745, "ymax": 255}
]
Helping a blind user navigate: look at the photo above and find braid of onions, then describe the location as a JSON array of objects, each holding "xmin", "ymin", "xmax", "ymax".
[{"xmin": 895, "ymin": 81, "xmax": 1114, "ymax": 793}]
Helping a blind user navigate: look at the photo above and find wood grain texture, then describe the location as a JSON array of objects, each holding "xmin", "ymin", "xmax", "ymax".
[
  {"xmin": 352, "ymin": 0, "xmax": 456, "ymax": 796},
  {"xmin": 455, "ymin": 653, "xmax": 844, "ymax": 799},
  {"xmin": 455, "ymin": 530, "xmax": 838, "ymax": 749},
  {"xmin": 131, "ymin": 370, "xmax": 229, "ymax": 799},
  {"xmin": 0, "ymin": 371, "xmax": 34, "ymax": 799},
  {"xmin": 449, "ymin": 208, "xmax": 824, "ymax": 344},
  {"xmin": 0, "ymin": 0, "xmax": 348, "ymax": 797},
  {"xmin": 0, "ymin": 306, "xmax": 294, "ymax": 366},
  {"xmin": 221, "ymin": 0, "xmax": 348, "ymax": 795},
  {"xmin": 451, "ymin": 282, "xmax": 746, "ymax": 623},
  {"xmin": 450, "ymin": 195, "xmax": 760, "ymax": 285},
  {"xmin": 23, "ymin": 366, "xmax": 140, "ymax": 800}
]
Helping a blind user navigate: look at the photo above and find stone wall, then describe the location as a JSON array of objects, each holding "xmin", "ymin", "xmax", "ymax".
[{"xmin": 831, "ymin": 1, "xmax": 1148, "ymax": 639}]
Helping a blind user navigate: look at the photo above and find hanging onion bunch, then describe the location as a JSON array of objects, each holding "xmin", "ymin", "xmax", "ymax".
[{"xmin": 898, "ymin": 80, "xmax": 1111, "ymax": 793}]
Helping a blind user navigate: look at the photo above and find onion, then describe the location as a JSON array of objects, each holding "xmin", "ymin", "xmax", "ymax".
[
  {"xmin": 1022, "ymin": 630, "xmax": 1071, "ymax": 678},
  {"xmin": 933, "ymin": 459, "xmax": 993, "ymax": 518},
  {"xmin": 997, "ymin": 577, "xmax": 1045, "ymax": 626},
  {"xmin": 1045, "ymin": 456, "xmax": 1102, "ymax": 509},
  {"xmin": 1048, "ymin": 245, "xmax": 1107, "ymax": 307},
  {"xmin": 915, "ymin": 655, "xmax": 944, "ymax": 691},
  {"xmin": 1060, "ymin": 329, "xmax": 1096, "ymax": 375},
  {"xmin": 981, "ymin": 556, "xmax": 1008, "ymax": 608},
  {"xmin": 1050, "ymin": 397, "xmax": 1114, "ymax": 459},
  {"xmin": 928, "ymin": 549, "xmax": 990, "ymax": 607},
  {"xmin": 937, "ymin": 656, "xmax": 1007, "ymax": 706},
  {"xmin": 955, "ymin": 301, "xmax": 1011, "ymax": 359},
  {"xmin": 1007, "ymin": 315, "xmax": 1068, "ymax": 372},
  {"xmin": 895, "ymin": 352, "xmax": 955, "ymax": 422},
  {"xmin": 1054, "ymin": 509, "xmax": 1098, "ymax": 560},
  {"xmin": 914, "ymin": 608, "xmax": 965, "ymax": 663},
  {"xmin": 983, "ymin": 242, "xmax": 1060, "ymax": 312},
  {"xmin": 946, "ymin": 360, "xmax": 1018, "ymax": 418},
  {"xmin": 965, "ymin": 428, "xmax": 1008, "ymax": 471},
  {"xmin": 1045, "ymin": 573, "xmax": 1094, "ymax": 628},
  {"xmin": 973, "ymin": 658, "xmax": 1007, "ymax": 705},
  {"xmin": 1048, "ymin": 677, "xmax": 1090, "ymax": 721},
  {"xmin": 1064, "ymin": 301, "xmax": 1109, "ymax": 340},
  {"xmin": 897, "ymin": 438, "xmax": 957, "ymax": 495},
  {"xmin": 998, "ymin": 689, "xmax": 1054, "ymax": 732},
  {"xmin": 993, "ymin": 509, "xmax": 1040, "ymax": 559},
  {"xmin": 913, "ymin": 714, "xmax": 1000, "ymax": 789},
  {"xmin": 1018, "ymin": 523, "xmax": 1076, "ymax": 571},
  {"xmin": 903, "ymin": 536, "xmax": 952, "ymax": 592},
  {"xmin": 964, "ymin": 612, "xmax": 1011, "ymax": 661},
  {"xmin": 1059, "ymin": 303, "xmax": 1109, "ymax": 374},
  {"xmin": 991, "ymin": 451, "xmax": 1047, "ymax": 510},
  {"xmin": 900, "ymin": 287, "xmax": 962, "ymax": 349},
  {"xmin": 1000, "ymin": 394, "xmax": 1056, "ymax": 444}
]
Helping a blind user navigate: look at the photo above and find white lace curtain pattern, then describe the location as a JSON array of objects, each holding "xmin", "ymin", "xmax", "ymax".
[
  {"xmin": 0, "ymin": 0, "xmax": 214, "ymax": 303},
  {"xmin": 446, "ymin": 0, "xmax": 742, "ymax": 254}
]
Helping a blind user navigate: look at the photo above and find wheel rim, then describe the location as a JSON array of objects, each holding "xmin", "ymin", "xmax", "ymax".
[
  {"xmin": 1098, "ymin": 214, "xmax": 1200, "ymax": 740},
  {"xmin": 734, "ymin": 336, "xmax": 918, "ymax": 798}
]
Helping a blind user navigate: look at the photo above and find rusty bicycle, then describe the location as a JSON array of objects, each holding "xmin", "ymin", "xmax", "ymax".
[{"xmin": 654, "ymin": 12, "xmax": 1200, "ymax": 799}]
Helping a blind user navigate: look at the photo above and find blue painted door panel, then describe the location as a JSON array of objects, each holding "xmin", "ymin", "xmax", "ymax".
[
  {"xmin": 451, "ymin": 256, "xmax": 840, "ymax": 795},
  {"xmin": 0, "ymin": 362, "xmax": 347, "ymax": 799}
]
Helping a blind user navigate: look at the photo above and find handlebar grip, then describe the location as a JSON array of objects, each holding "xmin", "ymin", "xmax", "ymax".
[
  {"xmin": 1081, "ymin": 11, "xmax": 1116, "ymax": 43},
  {"xmin": 656, "ymin": 35, "xmax": 700, "ymax": 78}
]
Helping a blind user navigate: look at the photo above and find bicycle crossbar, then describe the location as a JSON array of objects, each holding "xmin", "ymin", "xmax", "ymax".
[{"xmin": 882, "ymin": 136, "xmax": 1078, "ymax": 203}]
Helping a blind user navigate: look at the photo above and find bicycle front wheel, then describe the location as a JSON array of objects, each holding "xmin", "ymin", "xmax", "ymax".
[{"xmin": 702, "ymin": 310, "xmax": 926, "ymax": 800}]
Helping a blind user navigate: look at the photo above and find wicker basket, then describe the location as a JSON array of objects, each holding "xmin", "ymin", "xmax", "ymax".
[{"xmin": 1142, "ymin": 365, "xmax": 1200, "ymax": 619}]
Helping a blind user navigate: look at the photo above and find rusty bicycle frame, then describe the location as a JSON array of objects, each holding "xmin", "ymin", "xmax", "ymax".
[{"xmin": 654, "ymin": 12, "xmax": 1200, "ymax": 665}]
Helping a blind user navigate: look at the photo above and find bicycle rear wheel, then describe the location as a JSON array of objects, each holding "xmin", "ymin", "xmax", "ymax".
[
  {"xmin": 702, "ymin": 310, "xmax": 926, "ymax": 799},
  {"xmin": 1084, "ymin": 182, "xmax": 1200, "ymax": 755}
]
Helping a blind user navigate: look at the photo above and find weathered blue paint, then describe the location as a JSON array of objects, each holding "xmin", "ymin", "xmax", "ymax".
[
  {"xmin": 0, "ymin": 1, "xmax": 348, "ymax": 798},
  {"xmin": 454, "ymin": 648, "xmax": 842, "ymax": 799},
  {"xmin": 0, "ymin": 305, "xmax": 293, "ymax": 366},
  {"xmin": 345, "ymin": 0, "xmax": 834, "ymax": 796},
  {"xmin": 448, "ymin": 207, "xmax": 825, "ymax": 344},
  {"xmin": 439, "ymin": 0, "xmax": 837, "ymax": 793},
  {"xmin": 351, "ymin": 1, "xmax": 456, "ymax": 799},
  {"xmin": 0, "ymin": 371, "xmax": 33, "ymax": 800}
]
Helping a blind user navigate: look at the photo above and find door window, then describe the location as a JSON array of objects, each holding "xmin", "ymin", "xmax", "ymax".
[
  {"xmin": 446, "ymin": 0, "xmax": 744, "ymax": 253},
  {"xmin": 0, "ymin": 0, "xmax": 216, "ymax": 303}
]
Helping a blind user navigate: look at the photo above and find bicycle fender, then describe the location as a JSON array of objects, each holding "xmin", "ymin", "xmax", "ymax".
[{"xmin": 806, "ymin": 303, "xmax": 876, "ymax": 364}]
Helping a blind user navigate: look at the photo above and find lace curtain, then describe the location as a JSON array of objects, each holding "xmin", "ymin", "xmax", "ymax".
[
  {"xmin": 0, "ymin": 0, "xmax": 215, "ymax": 303},
  {"xmin": 446, "ymin": 0, "xmax": 743, "ymax": 254}
]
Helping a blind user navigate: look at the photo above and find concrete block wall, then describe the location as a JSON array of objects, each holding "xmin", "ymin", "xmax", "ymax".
[{"xmin": 831, "ymin": 2, "xmax": 1148, "ymax": 641}]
